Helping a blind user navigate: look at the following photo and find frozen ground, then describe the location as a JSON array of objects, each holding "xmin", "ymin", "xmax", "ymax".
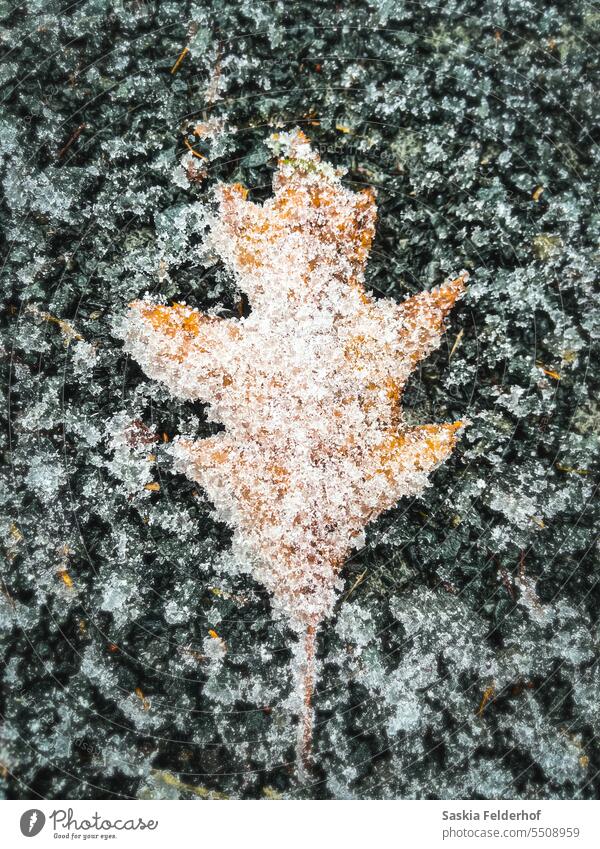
[{"xmin": 1, "ymin": 0, "xmax": 598, "ymax": 799}]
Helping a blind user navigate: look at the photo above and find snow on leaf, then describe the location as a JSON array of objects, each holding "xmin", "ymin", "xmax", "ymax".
[{"xmin": 121, "ymin": 128, "xmax": 468, "ymax": 772}]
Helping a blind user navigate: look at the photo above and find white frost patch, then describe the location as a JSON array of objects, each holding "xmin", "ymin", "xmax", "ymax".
[{"xmin": 25, "ymin": 456, "xmax": 65, "ymax": 498}]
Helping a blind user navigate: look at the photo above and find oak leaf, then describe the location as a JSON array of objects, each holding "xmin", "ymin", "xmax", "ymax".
[{"xmin": 122, "ymin": 129, "xmax": 468, "ymax": 771}]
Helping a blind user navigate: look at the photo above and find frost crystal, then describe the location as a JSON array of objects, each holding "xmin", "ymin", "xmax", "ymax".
[{"xmin": 121, "ymin": 129, "xmax": 468, "ymax": 769}]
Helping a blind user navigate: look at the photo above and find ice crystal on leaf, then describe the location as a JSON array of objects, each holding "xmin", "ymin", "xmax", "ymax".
[{"xmin": 122, "ymin": 129, "xmax": 468, "ymax": 771}]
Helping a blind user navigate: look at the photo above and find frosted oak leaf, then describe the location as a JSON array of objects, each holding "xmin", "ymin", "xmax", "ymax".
[{"xmin": 122, "ymin": 129, "xmax": 468, "ymax": 771}]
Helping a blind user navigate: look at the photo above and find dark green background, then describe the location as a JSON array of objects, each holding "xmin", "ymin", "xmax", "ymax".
[{"xmin": 1, "ymin": 0, "xmax": 598, "ymax": 799}]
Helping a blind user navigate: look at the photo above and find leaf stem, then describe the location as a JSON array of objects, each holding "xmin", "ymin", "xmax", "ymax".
[{"xmin": 296, "ymin": 623, "xmax": 317, "ymax": 778}]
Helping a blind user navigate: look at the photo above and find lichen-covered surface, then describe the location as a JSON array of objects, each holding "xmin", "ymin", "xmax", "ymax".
[{"xmin": 1, "ymin": 0, "xmax": 598, "ymax": 800}]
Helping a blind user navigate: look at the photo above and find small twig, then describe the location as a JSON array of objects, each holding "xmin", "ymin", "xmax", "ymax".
[
  {"xmin": 477, "ymin": 684, "xmax": 496, "ymax": 717},
  {"xmin": 555, "ymin": 463, "xmax": 589, "ymax": 476},
  {"xmin": 1, "ymin": 577, "xmax": 16, "ymax": 611},
  {"xmin": 342, "ymin": 568, "xmax": 368, "ymax": 602},
  {"xmin": 449, "ymin": 327, "xmax": 464, "ymax": 360},
  {"xmin": 519, "ymin": 550, "xmax": 526, "ymax": 580},
  {"xmin": 184, "ymin": 137, "xmax": 208, "ymax": 161},
  {"xmin": 28, "ymin": 305, "xmax": 83, "ymax": 345},
  {"xmin": 498, "ymin": 566, "xmax": 516, "ymax": 601},
  {"xmin": 134, "ymin": 687, "xmax": 150, "ymax": 711},
  {"xmin": 536, "ymin": 361, "xmax": 561, "ymax": 380},
  {"xmin": 57, "ymin": 124, "xmax": 86, "ymax": 159},
  {"xmin": 530, "ymin": 515, "xmax": 546, "ymax": 529},
  {"xmin": 205, "ymin": 43, "xmax": 223, "ymax": 104},
  {"xmin": 170, "ymin": 45, "xmax": 189, "ymax": 74}
]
